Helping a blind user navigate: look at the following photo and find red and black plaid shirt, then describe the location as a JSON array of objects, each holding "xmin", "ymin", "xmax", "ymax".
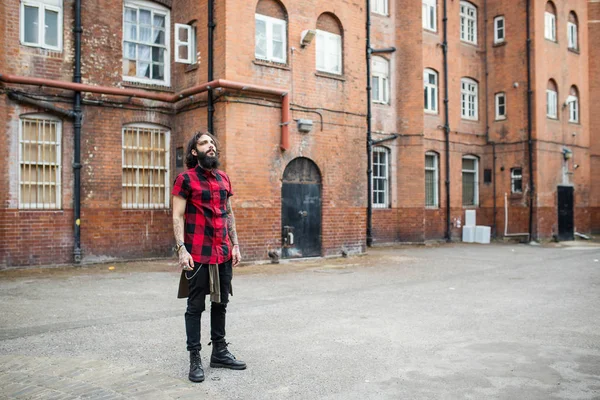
[{"xmin": 172, "ymin": 166, "xmax": 234, "ymax": 264}]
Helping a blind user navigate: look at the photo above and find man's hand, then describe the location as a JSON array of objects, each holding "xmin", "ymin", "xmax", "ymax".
[
  {"xmin": 179, "ymin": 248, "xmax": 194, "ymax": 271},
  {"xmin": 232, "ymin": 245, "xmax": 241, "ymax": 267}
]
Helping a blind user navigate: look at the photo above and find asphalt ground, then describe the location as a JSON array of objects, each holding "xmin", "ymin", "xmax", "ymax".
[{"xmin": 0, "ymin": 241, "xmax": 599, "ymax": 400}]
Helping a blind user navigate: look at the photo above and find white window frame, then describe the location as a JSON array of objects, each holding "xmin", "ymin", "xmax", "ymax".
[
  {"xmin": 372, "ymin": 57, "xmax": 390, "ymax": 104},
  {"xmin": 20, "ymin": 0, "xmax": 63, "ymax": 51},
  {"xmin": 175, "ymin": 23, "xmax": 195, "ymax": 64},
  {"xmin": 460, "ymin": 1, "xmax": 477, "ymax": 45},
  {"xmin": 18, "ymin": 114, "xmax": 62, "ymax": 210},
  {"xmin": 546, "ymin": 88, "xmax": 558, "ymax": 119},
  {"xmin": 494, "ymin": 16, "xmax": 505, "ymax": 44},
  {"xmin": 462, "ymin": 155, "xmax": 479, "ymax": 207},
  {"xmin": 461, "ymin": 78, "xmax": 478, "ymax": 120},
  {"xmin": 316, "ymin": 29, "xmax": 342, "ymax": 75},
  {"xmin": 511, "ymin": 168, "xmax": 523, "ymax": 194},
  {"xmin": 425, "ymin": 152, "xmax": 439, "ymax": 208},
  {"xmin": 568, "ymin": 94, "xmax": 579, "ymax": 123},
  {"xmin": 567, "ymin": 21, "xmax": 578, "ymax": 50},
  {"xmin": 372, "ymin": 0, "xmax": 388, "ymax": 16},
  {"xmin": 122, "ymin": 0, "xmax": 171, "ymax": 86},
  {"xmin": 424, "ymin": 68, "xmax": 438, "ymax": 114},
  {"xmin": 255, "ymin": 14, "xmax": 287, "ymax": 64},
  {"xmin": 122, "ymin": 123, "xmax": 171, "ymax": 209},
  {"xmin": 372, "ymin": 147, "xmax": 390, "ymax": 209},
  {"xmin": 545, "ymin": 11, "xmax": 556, "ymax": 41},
  {"xmin": 495, "ymin": 92, "xmax": 506, "ymax": 120},
  {"xmin": 422, "ymin": 0, "xmax": 437, "ymax": 31}
]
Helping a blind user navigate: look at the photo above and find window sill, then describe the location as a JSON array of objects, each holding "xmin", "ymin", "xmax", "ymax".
[
  {"xmin": 568, "ymin": 48, "xmax": 580, "ymax": 55},
  {"xmin": 371, "ymin": 11, "xmax": 389, "ymax": 17},
  {"xmin": 425, "ymin": 206, "xmax": 440, "ymax": 210},
  {"xmin": 493, "ymin": 41, "xmax": 506, "ymax": 48},
  {"xmin": 373, "ymin": 101, "xmax": 390, "ymax": 106},
  {"xmin": 546, "ymin": 116, "xmax": 559, "ymax": 121},
  {"xmin": 253, "ymin": 60, "xmax": 290, "ymax": 70},
  {"xmin": 121, "ymin": 81, "xmax": 174, "ymax": 92},
  {"xmin": 544, "ymin": 38, "xmax": 558, "ymax": 44},
  {"xmin": 494, "ymin": 116, "xmax": 507, "ymax": 121},
  {"xmin": 17, "ymin": 209, "xmax": 64, "ymax": 213},
  {"xmin": 463, "ymin": 205, "xmax": 479, "ymax": 209},
  {"xmin": 424, "ymin": 110, "xmax": 439, "ymax": 116},
  {"xmin": 461, "ymin": 117, "xmax": 480, "ymax": 123},
  {"xmin": 315, "ymin": 71, "xmax": 345, "ymax": 81},
  {"xmin": 423, "ymin": 28, "xmax": 438, "ymax": 35},
  {"xmin": 568, "ymin": 120, "xmax": 580, "ymax": 125},
  {"xmin": 20, "ymin": 45, "xmax": 63, "ymax": 58},
  {"xmin": 184, "ymin": 63, "xmax": 199, "ymax": 73},
  {"xmin": 373, "ymin": 207, "xmax": 392, "ymax": 210},
  {"xmin": 460, "ymin": 40, "xmax": 479, "ymax": 48},
  {"xmin": 509, "ymin": 192, "xmax": 523, "ymax": 200}
]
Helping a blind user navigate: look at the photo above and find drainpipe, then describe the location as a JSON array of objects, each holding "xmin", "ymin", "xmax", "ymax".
[
  {"xmin": 442, "ymin": 0, "xmax": 451, "ymax": 241},
  {"xmin": 208, "ymin": 0, "xmax": 215, "ymax": 133},
  {"xmin": 526, "ymin": 0, "xmax": 534, "ymax": 240},
  {"xmin": 73, "ymin": 0, "xmax": 82, "ymax": 263},
  {"xmin": 483, "ymin": 0, "xmax": 496, "ymax": 236},
  {"xmin": 366, "ymin": 0, "xmax": 373, "ymax": 247}
]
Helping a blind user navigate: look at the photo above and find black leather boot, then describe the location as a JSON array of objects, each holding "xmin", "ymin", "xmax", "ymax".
[
  {"xmin": 188, "ymin": 349, "xmax": 205, "ymax": 382},
  {"xmin": 210, "ymin": 341, "xmax": 246, "ymax": 370}
]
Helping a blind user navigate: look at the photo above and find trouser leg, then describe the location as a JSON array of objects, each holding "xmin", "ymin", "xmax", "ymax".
[
  {"xmin": 185, "ymin": 262, "xmax": 206, "ymax": 351},
  {"xmin": 210, "ymin": 259, "xmax": 232, "ymax": 343}
]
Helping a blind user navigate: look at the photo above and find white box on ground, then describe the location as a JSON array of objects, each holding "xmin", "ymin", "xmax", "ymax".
[
  {"xmin": 475, "ymin": 226, "xmax": 491, "ymax": 244},
  {"xmin": 462, "ymin": 226, "xmax": 476, "ymax": 243},
  {"xmin": 465, "ymin": 210, "xmax": 476, "ymax": 227}
]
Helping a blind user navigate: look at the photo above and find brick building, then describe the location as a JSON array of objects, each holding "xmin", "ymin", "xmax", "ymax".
[{"xmin": 0, "ymin": 0, "xmax": 597, "ymax": 268}]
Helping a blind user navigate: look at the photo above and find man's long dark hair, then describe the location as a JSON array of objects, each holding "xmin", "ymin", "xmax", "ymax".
[{"xmin": 185, "ymin": 131, "xmax": 220, "ymax": 169}]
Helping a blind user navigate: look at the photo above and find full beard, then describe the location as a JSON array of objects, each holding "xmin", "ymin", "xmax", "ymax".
[{"xmin": 198, "ymin": 152, "xmax": 220, "ymax": 169}]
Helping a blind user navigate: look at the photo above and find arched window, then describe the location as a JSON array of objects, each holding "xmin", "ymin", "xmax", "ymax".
[
  {"xmin": 316, "ymin": 13, "xmax": 343, "ymax": 75},
  {"xmin": 462, "ymin": 155, "xmax": 479, "ymax": 207},
  {"xmin": 424, "ymin": 68, "xmax": 438, "ymax": 113},
  {"xmin": 20, "ymin": 0, "xmax": 63, "ymax": 51},
  {"xmin": 461, "ymin": 77, "xmax": 478, "ymax": 120},
  {"xmin": 425, "ymin": 151, "xmax": 439, "ymax": 208},
  {"xmin": 122, "ymin": 123, "xmax": 170, "ymax": 209},
  {"xmin": 255, "ymin": 0, "xmax": 287, "ymax": 63},
  {"xmin": 546, "ymin": 79, "xmax": 558, "ymax": 119},
  {"xmin": 372, "ymin": 57, "xmax": 390, "ymax": 104},
  {"xmin": 372, "ymin": 147, "xmax": 390, "ymax": 208},
  {"xmin": 123, "ymin": 0, "xmax": 170, "ymax": 85},
  {"xmin": 545, "ymin": 2, "xmax": 557, "ymax": 41},
  {"xmin": 568, "ymin": 86, "xmax": 579, "ymax": 123},
  {"xmin": 459, "ymin": 1, "xmax": 477, "ymax": 44},
  {"xmin": 19, "ymin": 114, "xmax": 62, "ymax": 209},
  {"xmin": 568, "ymin": 12, "xmax": 578, "ymax": 51}
]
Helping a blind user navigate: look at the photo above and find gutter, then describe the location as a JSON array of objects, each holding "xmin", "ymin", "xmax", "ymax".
[
  {"xmin": 525, "ymin": 0, "xmax": 535, "ymax": 240},
  {"xmin": 442, "ymin": 0, "xmax": 451, "ymax": 241}
]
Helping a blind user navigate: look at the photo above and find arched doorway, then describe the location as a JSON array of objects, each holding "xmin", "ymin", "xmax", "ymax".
[{"xmin": 281, "ymin": 158, "xmax": 322, "ymax": 258}]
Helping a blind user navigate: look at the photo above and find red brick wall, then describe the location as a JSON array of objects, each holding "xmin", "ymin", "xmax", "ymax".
[{"xmin": 590, "ymin": 1, "xmax": 600, "ymax": 233}]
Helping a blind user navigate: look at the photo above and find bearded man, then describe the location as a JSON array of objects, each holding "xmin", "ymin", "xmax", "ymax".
[{"xmin": 172, "ymin": 131, "xmax": 246, "ymax": 383}]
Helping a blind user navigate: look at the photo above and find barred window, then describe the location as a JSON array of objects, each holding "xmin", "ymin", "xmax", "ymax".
[
  {"xmin": 462, "ymin": 156, "xmax": 479, "ymax": 206},
  {"xmin": 425, "ymin": 152, "xmax": 439, "ymax": 208},
  {"xmin": 122, "ymin": 124, "xmax": 170, "ymax": 209},
  {"xmin": 372, "ymin": 146, "xmax": 390, "ymax": 208},
  {"xmin": 19, "ymin": 116, "xmax": 62, "ymax": 209}
]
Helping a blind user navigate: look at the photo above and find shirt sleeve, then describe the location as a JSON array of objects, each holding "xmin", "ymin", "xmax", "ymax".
[{"xmin": 172, "ymin": 173, "xmax": 190, "ymax": 199}]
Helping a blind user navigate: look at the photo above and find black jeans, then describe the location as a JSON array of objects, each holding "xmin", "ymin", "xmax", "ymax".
[{"xmin": 185, "ymin": 259, "xmax": 233, "ymax": 351}]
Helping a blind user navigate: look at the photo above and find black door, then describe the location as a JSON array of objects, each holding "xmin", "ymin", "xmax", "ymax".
[
  {"xmin": 557, "ymin": 186, "xmax": 574, "ymax": 241},
  {"xmin": 281, "ymin": 158, "xmax": 322, "ymax": 258}
]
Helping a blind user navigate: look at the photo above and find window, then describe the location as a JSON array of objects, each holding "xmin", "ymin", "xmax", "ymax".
[
  {"xmin": 316, "ymin": 30, "xmax": 342, "ymax": 75},
  {"xmin": 511, "ymin": 168, "xmax": 522, "ymax": 193},
  {"xmin": 372, "ymin": 147, "xmax": 389, "ymax": 208},
  {"xmin": 568, "ymin": 12, "xmax": 578, "ymax": 50},
  {"xmin": 372, "ymin": 0, "xmax": 388, "ymax": 15},
  {"xmin": 255, "ymin": 14, "xmax": 287, "ymax": 63},
  {"xmin": 424, "ymin": 69, "xmax": 438, "ymax": 113},
  {"xmin": 460, "ymin": 1, "xmax": 477, "ymax": 44},
  {"xmin": 422, "ymin": 0, "xmax": 436, "ymax": 31},
  {"xmin": 123, "ymin": 0, "xmax": 170, "ymax": 85},
  {"xmin": 19, "ymin": 115, "xmax": 62, "ymax": 209},
  {"xmin": 372, "ymin": 57, "xmax": 389, "ymax": 104},
  {"xmin": 494, "ymin": 16, "xmax": 505, "ymax": 44},
  {"xmin": 546, "ymin": 80, "xmax": 558, "ymax": 119},
  {"xmin": 462, "ymin": 156, "xmax": 479, "ymax": 206},
  {"xmin": 568, "ymin": 86, "xmax": 579, "ymax": 123},
  {"xmin": 425, "ymin": 152, "xmax": 439, "ymax": 208},
  {"xmin": 545, "ymin": 2, "xmax": 556, "ymax": 41},
  {"xmin": 175, "ymin": 23, "xmax": 195, "ymax": 64},
  {"xmin": 20, "ymin": 0, "xmax": 63, "ymax": 50},
  {"xmin": 461, "ymin": 78, "xmax": 478, "ymax": 120},
  {"xmin": 495, "ymin": 92, "xmax": 506, "ymax": 120},
  {"xmin": 122, "ymin": 124, "xmax": 170, "ymax": 209}
]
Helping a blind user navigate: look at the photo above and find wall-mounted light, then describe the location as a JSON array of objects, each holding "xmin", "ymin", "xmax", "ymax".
[
  {"xmin": 297, "ymin": 119, "xmax": 313, "ymax": 133},
  {"xmin": 562, "ymin": 147, "xmax": 573, "ymax": 160},
  {"xmin": 300, "ymin": 30, "xmax": 316, "ymax": 48}
]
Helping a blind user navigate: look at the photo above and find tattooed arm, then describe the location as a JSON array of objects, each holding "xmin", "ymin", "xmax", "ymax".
[
  {"xmin": 227, "ymin": 198, "xmax": 241, "ymax": 266},
  {"xmin": 173, "ymin": 195, "xmax": 194, "ymax": 270}
]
